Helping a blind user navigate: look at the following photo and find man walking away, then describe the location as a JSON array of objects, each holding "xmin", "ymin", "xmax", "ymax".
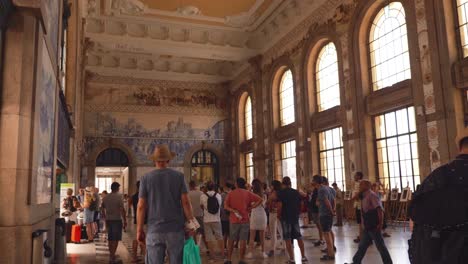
[
  {"xmin": 224, "ymin": 178, "xmax": 262, "ymax": 264},
  {"xmin": 277, "ymin": 177, "xmax": 308, "ymax": 264},
  {"xmin": 345, "ymin": 180, "xmax": 392, "ymax": 264},
  {"xmin": 137, "ymin": 145, "xmax": 197, "ymax": 264},
  {"xmin": 101, "ymin": 182, "xmax": 127, "ymax": 263},
  {"xmin": 188, "ymin": 180, "xmax": 207, "ymax": 247},
  {"xmin": 352, "ymin": 172, "xmax": 364, "ymax": 243},
  {"xmin": 315, "ymin": 176, "xmax": 335, "ymax": 261},
  {"xmin": 408, "ymin": 134, "xmax": 468, "ymax": 264},
  {"xmin": 332, "ymin": 183, "xmax": 344, "ymax": 226},
  {"xmin": 200, "ymin": 181, "xmax": 225, "ymax": 261},
  {"xmin": 132, "ymin": 181, "xmax": 146, "ymax": 263}
]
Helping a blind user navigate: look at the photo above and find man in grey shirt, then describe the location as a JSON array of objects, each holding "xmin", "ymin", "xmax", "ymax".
[
  {"xmin": 102, "ymin": 182, "xmax": 127, "ymax": 263},
  {"xmin": 137, "ymin": 145, "xmax": 196, "ymax": 264}
]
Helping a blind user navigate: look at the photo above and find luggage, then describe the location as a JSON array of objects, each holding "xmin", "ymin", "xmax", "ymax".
[
  {"xmin": 71, "ymin": 225, "xmax": 81, "ymax": 243},
  {"xmin": 81, "ymin": 225, "xmax": 88, "ymax": 240},
  {"xmin": 65, "ymin": 221, "xmax": 75, "ymax": 243}
]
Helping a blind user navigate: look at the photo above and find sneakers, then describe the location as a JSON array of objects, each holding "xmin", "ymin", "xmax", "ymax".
[
  {"xmin": 302, "ymin": 257, "xmax": 308, "ymax": 263},
  {"xmin": 319, "ymin": 255, "xmax": 335, "ymax": 261},
  {"xmin": 244, "ymin": 252, "xmax": 254, "ymax": 259},
  {"xmin": 262, "ymin": 252, "xmax": 269, "ymax": 259},
  {"xmin": 314, "ymin": 240, "xmax": 325, "ymax": 247}
]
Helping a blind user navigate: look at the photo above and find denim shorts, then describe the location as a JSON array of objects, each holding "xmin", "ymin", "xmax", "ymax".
[
  {"xmin": 281, "ymin": 221, "xmax": 302, "ymax": 240},
  {"xmin": 106, "ymin": 220, "xmax": 123, "ymax": 241},
  {"xmin": 146, "ymin": 230, "xmax": 185, "ymax": 264},
  {"xmin": 320, "ymin": 215, "xmax": 333, "ymax": 232}
]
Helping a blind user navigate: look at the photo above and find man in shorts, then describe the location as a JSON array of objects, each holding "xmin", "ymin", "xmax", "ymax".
[
  {"xmin": 315, "ymin": 175, "xmax": 336, "ymax": 261},
  {"xmin": 278, "ymin": 177, "xmax": 308, "ymax": 264},
  {"xmin": 200, "ymin": 181, "xmax": 224, "ymax": 260},
  {"xmin": 224, "ymin": 178, "xmax": 262, "ymax": 264},
  {"xmin": 352, "ymin": 172, "xmax": 364, "ymax": 243},
  {"xmin": 101, "ymin": 182, "xmax": 127, "ymax": 263}
]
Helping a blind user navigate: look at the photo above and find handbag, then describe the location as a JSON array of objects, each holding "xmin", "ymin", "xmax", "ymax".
[{"xmin": 183, "ymin": 238, "xmax": 201, "ymax": 264}]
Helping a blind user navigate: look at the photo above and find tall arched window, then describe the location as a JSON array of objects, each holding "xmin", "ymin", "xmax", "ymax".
[
  {"xmin": 279, "ymin": 69, "xmax": 295, "ymax": 126},
  {"xmin": 456, "ymin": 0, "xmax": 468, "ymax": 57},
  {"xmin": 244, "ymin": 96, "xmax": 253, "ymax": 140},
  {"xmin": 316, "ymin": 43, "xmax": 341, "ymax": 111},
  {"xmin": 369, "ymin": 2, "xmax": 411, "ymax": 90}
]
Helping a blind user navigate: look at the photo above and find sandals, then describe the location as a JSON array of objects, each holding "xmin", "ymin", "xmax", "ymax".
[{"xmin": 320, "ymin": 255, "xmax": 335, "ymax": 261}]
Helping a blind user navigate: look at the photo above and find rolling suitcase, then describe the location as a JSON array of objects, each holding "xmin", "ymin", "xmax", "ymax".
[
  {"xmin": 71, "ymin": 224, "xmax": 81, "ymax": 243},
  {"xmin": 65, "ymin": 221, "xmax": 75, "ymax": 243},
  {"xmin": 81, "ymin": 225, "xmax": 88, "ymax": 240}
]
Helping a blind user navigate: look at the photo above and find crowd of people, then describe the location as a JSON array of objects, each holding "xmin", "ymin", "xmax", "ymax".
[{"xmin": 60, "ymin": 135, "xmax": 468, "ymax": 264}]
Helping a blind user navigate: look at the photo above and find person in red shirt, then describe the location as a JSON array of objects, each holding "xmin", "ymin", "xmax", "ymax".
[{"xmin": 224, "ymin": 178, "xmax": 263, "ymax": 264}]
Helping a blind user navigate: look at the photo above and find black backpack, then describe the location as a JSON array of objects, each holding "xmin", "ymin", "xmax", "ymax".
[
  {"xmin": 206, "ymin": 192, "xmax": 220, "ymax": 214},
  {"xmin": 408, "ymin": 157, "xmax": 468, "ymax": 264}
]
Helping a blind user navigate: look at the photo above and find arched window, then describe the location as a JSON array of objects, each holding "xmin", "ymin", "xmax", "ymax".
[
  {"xmin": 456, "ymin": 0, "xmax": 468, "ymax": 57},
  {"xmin": 369, "ymin": 2, "xmax": 411, "ymax": 90},
  {"xmin": 244, "ymin": 96, "xmax": 253, "ymax": 140},
  {"xmin": 316, "ymin": 43, "xmax": 341, "ymax": 111},
  {"xmin": 279, "ymin": 69, "xmax": 295, "ymax": 126}
]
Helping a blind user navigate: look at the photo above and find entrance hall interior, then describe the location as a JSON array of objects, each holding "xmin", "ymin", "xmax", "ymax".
[{"xmin": 1, "ymin": 0, "xmax": 468, "ymax": 263}]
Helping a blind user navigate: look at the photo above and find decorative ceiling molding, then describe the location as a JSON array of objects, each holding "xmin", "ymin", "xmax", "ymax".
[{"xmin": 83, "ymin": 0, "xmax": 351, "ymax": 85}]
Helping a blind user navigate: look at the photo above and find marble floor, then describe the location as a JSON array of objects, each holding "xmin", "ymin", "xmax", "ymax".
[{"xmin": 67, "ymin": 218, "xmax": 411, "ymax": 264}]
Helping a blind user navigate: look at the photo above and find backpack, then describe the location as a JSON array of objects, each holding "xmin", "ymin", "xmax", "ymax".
[
  {"xmin": 206, "ymin": 192, "xmax": 220, "ymax": 214},
  {"xmin": 408, "ymin": 157, "xmax": 468, "ymax": 264}
]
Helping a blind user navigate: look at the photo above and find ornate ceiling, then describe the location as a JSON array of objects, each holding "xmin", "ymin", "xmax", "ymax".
[{"xmin": 83, "ymin": 0, "xmax": 327, "ymax": 84}]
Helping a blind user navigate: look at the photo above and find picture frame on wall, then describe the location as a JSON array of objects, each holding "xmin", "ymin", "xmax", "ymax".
[
  {"xmin": 400, "ymin": 187, "xmax": 411, "ymax": 202},
  {"xmin": 344, "ymin": 190, "xmax": 352, "ymax": 200},
  {"xmin": 31, "ymin": 37, "xmax": 58, "ymax": 204},
  {"xmin": 390, "ymin": 188, "xmax": 399, "ymax": 201}
]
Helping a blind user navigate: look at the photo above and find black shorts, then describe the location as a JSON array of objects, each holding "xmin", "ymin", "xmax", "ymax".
[
  {"xmin": 355, "ymin": 209, "xmax": 362, "ymax": 224},
  {"xmin": 320, "ymin": 216, "xmax": 333, "ymax": 232},
  {"xmin": 281, "ymin": 221, "xmax": 302, "ymax": 240},
  {"xmin": 106, "ymin": 220, "xmax": 123, "ymax": 241},
  {"xmin": 221, "ymin": 221, "xmax": 229, "ymax": 236}
]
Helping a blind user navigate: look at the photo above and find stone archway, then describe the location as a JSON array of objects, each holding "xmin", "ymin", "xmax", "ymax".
[
  {"xmin": 83, "ymin": 139, "xmax": 138, "ymax": 195},
  {"xmin": 183, "ymin": 142, "xmax": 227, "ymax": 185}
]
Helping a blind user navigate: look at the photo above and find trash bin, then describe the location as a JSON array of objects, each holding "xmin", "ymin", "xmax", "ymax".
[{"xmin": 54, "ymin": 218, "xmax": 66, "ymax": 263}]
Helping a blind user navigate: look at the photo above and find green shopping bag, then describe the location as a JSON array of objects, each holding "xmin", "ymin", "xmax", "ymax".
[{"xmin": 183, "ymin": 238, "xmax": 202, "ymax": 264}]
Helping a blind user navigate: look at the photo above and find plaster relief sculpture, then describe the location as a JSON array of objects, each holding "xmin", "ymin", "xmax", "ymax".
[
  {"xmin": 111, "ymin": 0, "xmax": 146, "ymax": 15},
  {"xmin": 176, "ymin": 5, "xmax": 202, "ymax": 16},
  {"xmin": 427, "ymin": 121, "xmax": 441, "ymax": 170},
  {"xmin": 225, "ymin": 0, "xmax": 264, "ymax": 28},
  {"xmin": 418, "ymin": 30, "xmax": 432, "ymax": 85}
]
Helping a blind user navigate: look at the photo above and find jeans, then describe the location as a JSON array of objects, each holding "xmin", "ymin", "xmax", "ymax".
[
  {"xmin": 352, "ymin": 229, "xmax": 393, "ymax": 264},
  {"xmin": 146, "ymin": 230, "xmax": 185, "ymax": 264}
]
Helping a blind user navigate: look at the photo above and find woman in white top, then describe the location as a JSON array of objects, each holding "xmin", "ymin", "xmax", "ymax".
[{"xmin": 246, "ymin": 179, "xmax": 268, "ymax": 259}]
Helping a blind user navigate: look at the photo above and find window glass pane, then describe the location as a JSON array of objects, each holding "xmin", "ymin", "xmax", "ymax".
[
  {"xmin": 369, "ymin": 2, "xmax": 411, "ymax": 90},
  {"xmin": 318, "ymin": 127, "xmax": 346, "ymax": 191},
  {"xmin": 279, "ymin": 70, "xmax": 295, "ymax": 126},
  {"xmin": 280, "ymin": 140, "xmax": 297, "ymax": 188},
  {"xmin": 245, "ymin": 152, "xmax": 254, "ymax": 184},
  {"xmin": 375, "ymin": 107, "xmax": 420, "ymax": 191},
  {"xmin": 316, "ymin": 43, "xmax": 341, "ymax": 111},
  {"xmin": 244, "ymin": 96, "xmax": 253, "ymax": 140},
  {"xmin": 457, "ymin": 0, "xmax": 468, "ymax": 57}
]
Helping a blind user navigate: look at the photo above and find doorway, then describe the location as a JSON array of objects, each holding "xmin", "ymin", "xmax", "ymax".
[
  {"xmin": 95, "ymin": 148, "xmax": 130, "ymax": 194},
  {"xmin": 190, "ymin": 150, "xmax": 219, "ymax": 185}
]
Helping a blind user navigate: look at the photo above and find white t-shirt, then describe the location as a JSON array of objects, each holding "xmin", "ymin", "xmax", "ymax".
[{"xmin": 200, "ymin": 191, "xmax": 222, "ymax": 223}]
